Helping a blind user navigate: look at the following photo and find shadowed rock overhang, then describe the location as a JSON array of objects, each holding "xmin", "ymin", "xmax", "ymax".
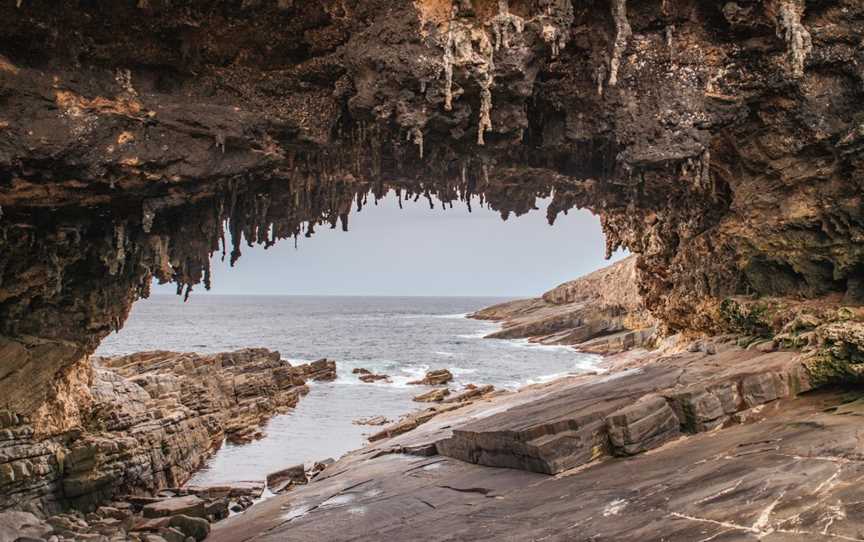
[{"xmin": 0, "ymin": 0, "xmax": 862, "ymax": 429}]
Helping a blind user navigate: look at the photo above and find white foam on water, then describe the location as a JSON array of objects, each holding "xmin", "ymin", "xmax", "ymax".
[
  {"xmin": 524, "ymin": 371, "xmax": 572, "ymax": 385},
  {"xmin": 434, "ymin": 351, "xmax": 459, "ymax": 358},
  {"xmin": 398, "ymin": 313, "xmax": 468, "ymax": 319},
  {"xmin": 457, "ymin": 330, "xmax": 492, "ymax": 339},
  {"xmin": 431, "ymin": 313, "xmax": 469, "ymax": 319},
  {"xmin": 504, "ymin": 338, "xmax": 578, "ymax": 352}
]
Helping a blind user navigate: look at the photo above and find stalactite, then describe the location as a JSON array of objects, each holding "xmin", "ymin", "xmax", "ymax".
[
  {"xmin": 608, "ymin": 0, "xmax": 631, "ymax": 87},
  {"xmin": 490, "ymin": 0, "xmax": 525, "ymax": 51},
  {"xmin": 410, "ymin": 127, "xmax": 424, "ymax": 159},
  {"xmin": 477, "ymin": 80, "xmax": 493, "ymax": 145},
  {"xmin": 595, "ymin": 64, "xmax": 607, "ymax": 96},
  {"xmin": 443, "ymin": 6, "xmax": 458, "ymax": 112},
  {"xmin": 774, "ymin": 0, "xmax": 812, "ymax": 78},
  {"xmin": 699, "ymin": 149, "xmax": 711, "ymax": 193},
  {"xmin": 476, "ymin": 32, "xmax": 495, "ymax": 146}
]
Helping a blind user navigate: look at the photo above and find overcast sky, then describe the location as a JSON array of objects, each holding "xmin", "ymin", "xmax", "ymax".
[{"xmin": 154, "ymin": 194, "xmax": 626, "ymax": 298}]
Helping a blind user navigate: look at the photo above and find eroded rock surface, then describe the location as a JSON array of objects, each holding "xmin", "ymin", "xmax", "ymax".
[
  {"xmin": 1, "ymin": 348, "xmax": 320, "ymax": 516},
  {"xmin": 1, "ymin": 0, "xmax": 862, "ymax": 432},
  {"xmin": 472, "ymin": 255, "xmax": 658, "ymax": 353},
  {"xmin": 210, "ymin": 346, "xmax": 859, "ymax": 542}
]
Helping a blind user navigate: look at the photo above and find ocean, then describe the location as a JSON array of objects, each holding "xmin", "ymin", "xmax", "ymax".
[{"xmin": 96, "ymin": 295, "xmax": 599, "ymax": 485}]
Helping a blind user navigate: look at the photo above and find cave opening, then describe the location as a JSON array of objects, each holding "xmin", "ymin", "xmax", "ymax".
[{"xmin": 84, "ymin": 192, "xmax": 625, "ymax": 488}]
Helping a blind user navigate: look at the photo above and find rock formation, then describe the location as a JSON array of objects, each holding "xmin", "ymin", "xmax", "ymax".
[
  {"xmin": 207, "ymin": 341, "xmax": 864, "ymax": 542},
  {"xmin": 472, "ymin": 255, "xmax": 658, "ymax": 353},
  {"xmin": 407, "ymin": 369, "xmax": 454, "ymax": 386},
  {"xmin": 0, "ymin": 348, "xmax": 323, "ymax": 516},
  {"xmin": 1, "ymin": 0, "xmax": 861, "ymax": 436},
  {"xmin": 1, "ymin": 0, "xmax": 863, "ymax": 535}
]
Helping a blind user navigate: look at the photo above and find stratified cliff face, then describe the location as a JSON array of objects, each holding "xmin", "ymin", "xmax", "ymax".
[
  {"xmin": 472, "ymin": 256, "xmax": 659, "ymax": 353},
  {"xmin": 1, "ymin": 0, "xmax": 862, "ymax": 428}
]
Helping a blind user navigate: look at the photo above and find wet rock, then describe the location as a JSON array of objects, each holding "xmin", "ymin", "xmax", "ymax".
[
  {"xmin": 358, "ymin": 373, "xmax": 390, "ymax": 383},
  {"xmin": 226, "ymin": 427, "xmax": 265, "ymax": 445},
  {"xmin": 185, "ymin": 482, "xmax": 264, "ymax": 501},
  {"xmin": 307, "ymin": 459, "xmax": 333, "ymax": 481},
  {"xmin": 5, "ymin": 348, "xmax": 318, "ymax": 511},
  {"xmin": 413, "ymin": 388, "xmax": 450, "ymax": 402},
  {"xmin": 208, "ymin": 390, "xmax": 864, "ymax": 542},
  {"xmin": 408, "ymin": 370, "xmax": 453, "ymax": 386},
  {"xmin": 297, "ymin": 359, "xmax": 337, "ymax": 382},
  {"xmin": 368, "ymin": 404, "xmax": 463, "ymax": 443}
]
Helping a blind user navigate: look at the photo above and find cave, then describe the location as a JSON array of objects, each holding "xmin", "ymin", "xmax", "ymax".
[{"xmin": 1, "ymin": 0, "xmax": 863, "ymax": 539}]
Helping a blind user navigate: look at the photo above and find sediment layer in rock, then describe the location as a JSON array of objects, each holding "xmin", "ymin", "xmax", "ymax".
[
  {"xmin": 0, "ymin": 348, "xmax": 326, "ymax": 516},
  {"xmin": 471, "ymin": 256, "xmax": 658, "ymax": 354},
  {"xmin": 1, "ymin": 0, "xmax": 862, "ymax": 432}
]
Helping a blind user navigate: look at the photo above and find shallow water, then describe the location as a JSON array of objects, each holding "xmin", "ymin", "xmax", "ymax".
[{"xmin": 97, "ymin": 295, "xmax": 599, "ymax": 484}]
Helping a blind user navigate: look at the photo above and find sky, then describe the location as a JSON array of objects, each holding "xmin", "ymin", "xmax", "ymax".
[{"xmin": 153, "ymin": 193, "xmax": 626, "ymax": 298}]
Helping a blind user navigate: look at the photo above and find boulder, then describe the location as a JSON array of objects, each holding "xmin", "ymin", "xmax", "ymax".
[
  {"xmin": 0, "ymin": 511, "xmax": 52, "ymax": 542},
  {"xmin": 408, "ymin": 369, "xmax": 453, "ymax": 386},
  {"xmin": 142, "ymin": 496, "xmax": 206, "ymax": 519},
  {"xmin": 168, "ymin": 515, "xmax": 210, "ymax": 541}
]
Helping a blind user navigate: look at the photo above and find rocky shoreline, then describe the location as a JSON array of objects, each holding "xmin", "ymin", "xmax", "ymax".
[
  {"xmin": 470, "ymin": 256, "xmax": 658, "ymax": 355},
  {"xmin": 0, "ymin": 349, "xmax": 335, "ymax": 528},
  {"xmin": 207, "ymin": 337, "xmax": 864, "ymax": 541}
]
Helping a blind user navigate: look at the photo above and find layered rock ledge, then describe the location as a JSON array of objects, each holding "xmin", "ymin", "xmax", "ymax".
[
  {"xmin": 0, "ymin": 348, "xmax": 331, "ymax": 517},
  {"xmin": 471, "ymin": 255, "xmax": 658, "ymax": 354},
  {"xmin": 209, "ymin": 342, "xmax": 863, "ymax": 541}
]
